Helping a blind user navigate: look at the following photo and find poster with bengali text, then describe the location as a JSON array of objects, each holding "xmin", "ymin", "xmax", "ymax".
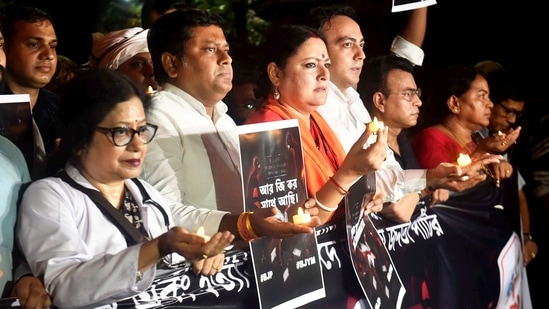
[{"xmin": 238, "ymin": 119, "xmax": 325, "ymax": 309}]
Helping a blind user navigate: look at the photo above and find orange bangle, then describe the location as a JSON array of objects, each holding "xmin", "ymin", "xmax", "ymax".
[{"xmin": 329, "ymin": 176, "xmax": 349, "ymax": 195}]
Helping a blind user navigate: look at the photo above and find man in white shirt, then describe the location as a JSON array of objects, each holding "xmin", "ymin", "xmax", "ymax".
[
  {"xmin": 141, "ymin": 9, "xmax": 243, "ymax": 213},
  {"xmin": 307, "ymin": 5, "xmax": 432, "ymax": 202}
]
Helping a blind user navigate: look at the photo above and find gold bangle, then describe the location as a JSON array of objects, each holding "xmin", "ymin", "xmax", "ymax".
[
  {"xmin": 245, "ymin": 212, "xmax": 259, "ymax": 239},
  {"xmin": 237, "ymin": 212, "xmax": 258, "ymax": 241},
  {"xmin": 236, "ymin": 212, "xmax": 248, "ymax": 241}
]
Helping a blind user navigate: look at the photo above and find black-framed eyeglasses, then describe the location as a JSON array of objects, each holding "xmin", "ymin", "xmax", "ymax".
[
  {"xmin": 95, "ymin": 123, "xmax": 158, "ymax": 147},
  {"xmin": 495, "ymin": 102, "xmax": 522, "ymax": 120},
  {"xmin": 381, "ymin": 88, "xmax": 422, "ymax": 102}
]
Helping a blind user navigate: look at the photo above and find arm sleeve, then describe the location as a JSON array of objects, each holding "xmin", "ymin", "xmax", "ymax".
[
  {"xmin": 376, "ymin": 168, "xmax": 427, "ymax": 203},
  {"xmin": 390, "ymin": 35, "xmax": 425, "ymax": 66},
  {"xmin": 17, "ymin": 181, "xmax": 155, "ymax": 308}
]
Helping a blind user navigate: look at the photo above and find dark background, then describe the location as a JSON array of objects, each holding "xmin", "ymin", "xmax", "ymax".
[
  {"xmin": 11, "ymin": 0, "xmax": 546, "ymax": 99},
  {"xmin": 5, "ymin": 0, "xmax": 541, "ymax": 69}
]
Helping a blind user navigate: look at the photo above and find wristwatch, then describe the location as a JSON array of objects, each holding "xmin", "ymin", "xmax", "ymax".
[{"xmin": 523, "ymin": 232, "xmax": 534, "ymax": 242}]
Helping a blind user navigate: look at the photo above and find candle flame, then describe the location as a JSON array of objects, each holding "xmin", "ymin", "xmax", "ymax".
[
  {"xmin": 368, "ymin": 117, "xmax": 384, "ymax": 133},
  {"xmin": 196, "ymin": 226, "xmax": 205, "ymax": 236},
  {"xmin": 457, "ymin": 153, "xmax": 472, "ymax": 167}
]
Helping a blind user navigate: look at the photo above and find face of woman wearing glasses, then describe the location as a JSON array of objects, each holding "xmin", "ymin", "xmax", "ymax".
[{"xmin": 79, "ymin": 96, "xmax": 148, "ymax": 183}]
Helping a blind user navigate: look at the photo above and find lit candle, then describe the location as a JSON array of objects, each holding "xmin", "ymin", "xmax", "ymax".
[
  {"xmin": 196, "ymin": 226, "xmax": 210, "ymax": 241},
  {"xmin": 368, "ymin": 117, "xmax": 385, "ymax": 134},
  {"xmin": 292, "ymin": 207, "xmax": 311, "ymax": 225},
  {"xmin": 456, "ymin": 153, "xmax": 472, "ymax": 167}
]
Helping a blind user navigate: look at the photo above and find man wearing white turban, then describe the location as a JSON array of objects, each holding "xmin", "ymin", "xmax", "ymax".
[{"xmin": 90, "ymin": 27, "xmax": 158, "ymax": 93}]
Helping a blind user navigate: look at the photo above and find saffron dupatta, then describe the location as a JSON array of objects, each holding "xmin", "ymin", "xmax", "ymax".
[{"xmin": 258, "ymin": 96, "xmax": 347, "ymax": 202}]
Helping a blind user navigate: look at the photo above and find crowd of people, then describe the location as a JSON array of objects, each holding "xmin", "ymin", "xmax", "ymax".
[{"xmin": 0, "ymin": 0, "xmax": 545, "ymax": 308}]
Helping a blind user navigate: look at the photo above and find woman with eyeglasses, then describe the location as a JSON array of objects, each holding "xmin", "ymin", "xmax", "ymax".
[
  {"xmin": 16, "ymin": 69, "xmax": 321, "ymax": 308},
  {"xmin": 411, "ymin": 65, "xmax": 524, "ymax": 308}
]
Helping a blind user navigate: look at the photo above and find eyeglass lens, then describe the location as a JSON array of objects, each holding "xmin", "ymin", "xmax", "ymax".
[{"xmin": 112, "ymin": 125, "xmax": 157, "ymax": 146}]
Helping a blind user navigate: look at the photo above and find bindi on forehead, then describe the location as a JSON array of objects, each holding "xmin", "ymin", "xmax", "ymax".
[{"xmin": 322, "ymin": 54, "xmax": 325, "ymax": 59}]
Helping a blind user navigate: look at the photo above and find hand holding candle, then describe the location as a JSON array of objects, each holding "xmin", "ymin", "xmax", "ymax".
[
  {"xmin": 364, "ymin": 117, "xmax": 386, "ymax": 148},
  {"xmin": 293, "ymin": 207, "xmax": 311, "ymax": 225},
  {"xmin": 456, "ymin": 153, "xmax": 472, "ymax": 167},
  {"xmin": 368, "ymin": 117, "xmax": 385, "ymax": 134}
]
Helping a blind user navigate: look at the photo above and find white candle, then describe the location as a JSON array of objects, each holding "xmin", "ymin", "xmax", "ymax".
[
  {"xmin": 457, "ymin": 153, "xmax": 472, "ymax": 167},
  {"xmin": 292, "ymin": 207, "xmax": 311, "ymax": 225},
  {"xmin": 368, "ymin": 117, "xmax": 385, "ymax": 134},
  {"xmin": 196, "ymin": 226, "xmax": 210, "ymax": 241}
]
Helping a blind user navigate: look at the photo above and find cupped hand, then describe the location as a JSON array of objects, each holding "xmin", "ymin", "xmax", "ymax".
[
  {"xmin": 427, "ymin": 153, "xmax": 503, "ymax": 192},
  {"xmin": 249, "ymin": 206, "xmax": 321, "ymax": 239},
  {"xmin": 166, "ymin": 226, "xmax": 234, "ymax": 264},
  {"xmin": 477, "ymin": 127, "xmax": 521, "ymax": 154}
]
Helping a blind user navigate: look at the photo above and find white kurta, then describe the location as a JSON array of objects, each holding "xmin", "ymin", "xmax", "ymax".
[
  {"xmin": 142, "ymin": 83, "xmax": 243, "ymax": 213},
  {"xmin": 317, "ymin": 35, "xmax": 427, "ymax": 202}
]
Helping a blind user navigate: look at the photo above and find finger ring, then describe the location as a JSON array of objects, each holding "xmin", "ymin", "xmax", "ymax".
[
  {"xmin": 501, "ymin": 141, "xmax": 507, "ymax": 146},
  {"xmin": 531, "ymin": 252, "xmax": 536, "ymax": 259},
  {"xmin": 495, "ymin": 179, "xmax": 500, "ymax": 185},
  {"xmin": 202, "ymin": 254, "xmax": 208, "ymax": 260}
]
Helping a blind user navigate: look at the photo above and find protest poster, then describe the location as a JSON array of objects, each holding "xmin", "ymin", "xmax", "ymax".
[
  {"xmin": 345, "ymin": 173, "xmax": 405, "ymax": 309},
  {"xmin": 238, "ymin": 119, "xmax": 325, "ymax": 309}
]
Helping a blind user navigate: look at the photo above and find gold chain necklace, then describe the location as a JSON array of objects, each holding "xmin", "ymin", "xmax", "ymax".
[{"xmin": 442, "ymin": 124, "xmax": 471, "ymax": 151}]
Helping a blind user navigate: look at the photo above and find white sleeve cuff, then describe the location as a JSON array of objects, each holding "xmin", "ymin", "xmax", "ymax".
[{"xmin": 390, "ymin": 35, "xmax": 425, "ymax": 66}]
